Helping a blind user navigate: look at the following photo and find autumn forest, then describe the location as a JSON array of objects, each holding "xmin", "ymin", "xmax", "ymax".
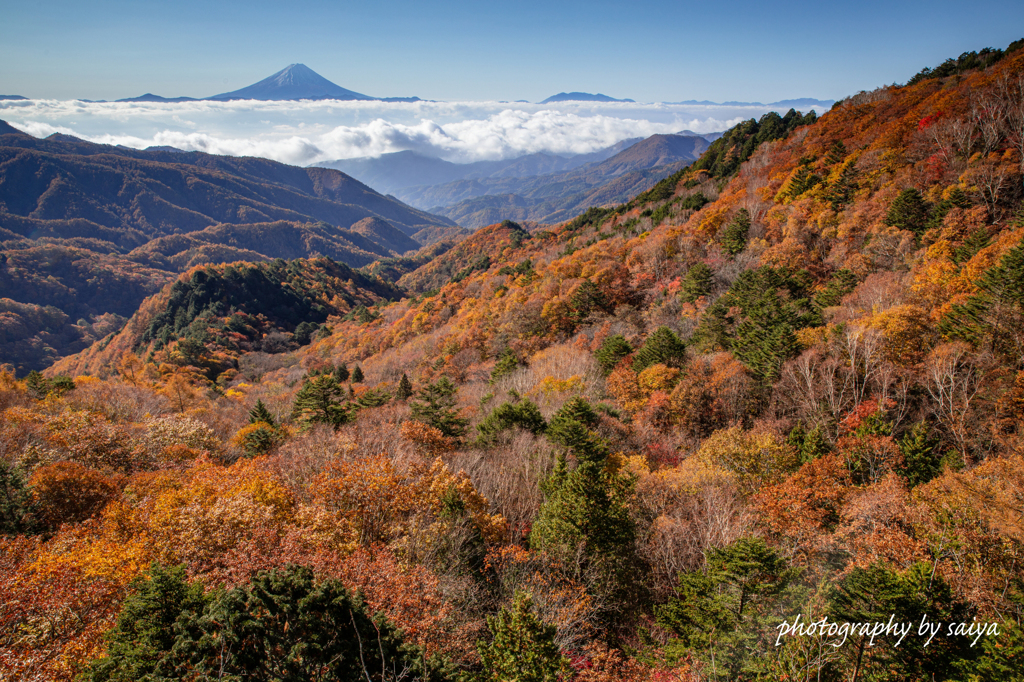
[{"xmin": 3, "ymin": 41, "xmax": 1024, "ymax": 681}]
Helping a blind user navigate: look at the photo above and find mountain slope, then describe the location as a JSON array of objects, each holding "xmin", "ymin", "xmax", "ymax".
[
  {"xmin": 0, "ymin": 123, "xmax": 456, "ymax": 371},
  {"xmin": 0, "ymin": 124, "xmax": 454, "ymax": 244},
  {"xmin": 51, "ymin": 257, "xmax": 403, "ymax": 378},
  {"xmin": 12, "ymin": 40, "xmax": 1024, "ymax": 682}
]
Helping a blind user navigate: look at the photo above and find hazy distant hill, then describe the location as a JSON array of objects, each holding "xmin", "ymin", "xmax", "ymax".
[
  {"xmin": 116, "ymin": 93, "xmax": 198, "ymax": 103},
  {"xmin": 405, "ymin": 132, "xmax": 716, "ymax": 227},
  {"xmin": 667, "ymin": 97, "xmax": 835, "ymax": 108},
  {"xmin": 110, "ymin": 64, "xmax": 420, "ymax": 103},
  {"xmin": 540, "ymin": 92, "xmax": 635, "ymax": 103},
  {"xmin": 318, "ymin": 138, "xmax": 640, "ymax": 198}
]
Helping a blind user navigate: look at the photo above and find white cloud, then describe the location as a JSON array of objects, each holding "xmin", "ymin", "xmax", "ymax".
[{"xmin": 0, "ymin": 98, "xmax": 827, "ymax": 165}]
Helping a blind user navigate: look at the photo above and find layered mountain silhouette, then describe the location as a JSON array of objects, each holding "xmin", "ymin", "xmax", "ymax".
[
  {"xmin": 0, "ymin": 120, "xmax": 461, "ymax": 371},
  {"xmin": 117, "ymin": 93, "xmax": 198, "ymax": 103},
  {"xmin": 422, "ymin": 133, "xmax": 716, "ymax": 227},
  {"xmin": 668, "ymin": 97, "xmax": 834, "ymax": 108},
  {"xmin": 319, "ymin": 138, "xmax": 641, "ymax": 197},
  {"xmin": 323, "ymin": 132, "xmax": 717, "ymax": 228},
  {"xmin": 540, "ymin": 92, "xmax": 635, "ymax": 103},
  {"xmin": 111, "ymin": 64, "xmax": 418, "ymax": 102},
  {"xmin": 0, "ymin": 121, "xmax": 452, "ymax": 243}
]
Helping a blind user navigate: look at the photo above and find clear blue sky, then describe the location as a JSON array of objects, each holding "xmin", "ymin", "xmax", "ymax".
[{"xmin": 2, "ymin": 0, "xmax": 1022, "ymax": 102}]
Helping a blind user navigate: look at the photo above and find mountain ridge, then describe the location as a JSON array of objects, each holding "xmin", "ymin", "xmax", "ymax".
[
  {"xmin": 540, "ymin": 92, "xmax": 636, "ymax": 103},
  {"xmin": 403, "ymin": 132, "xmax": 717, "ymax": 226},
  {"xmin": 0, "ymin": 121, "xmax": 458, "ymax": 371}
]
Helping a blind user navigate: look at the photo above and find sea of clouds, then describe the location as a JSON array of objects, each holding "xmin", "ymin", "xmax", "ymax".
[{"xmin": 0, "ymin": 98, "xmax": 827, "ymax": 166}]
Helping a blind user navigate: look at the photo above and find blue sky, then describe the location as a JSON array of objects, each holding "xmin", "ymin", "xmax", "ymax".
[{"xmin": 3, "ymin": 0, "xmax": 1023, "ymax": 102}]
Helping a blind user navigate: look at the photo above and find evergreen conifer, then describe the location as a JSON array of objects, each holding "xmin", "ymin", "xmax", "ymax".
[
  {"xmin": 396, "ymin": 373, "xmax": 413, "ymax": 400},
  {"xmin": 632, "ymin": 326, "xmax": 687, "ymax": 372},
  {"xmin": 410, "ymin": 377, "xmax": 469, "ymax": 439},
  {"xmin": 478, "ymin": 593, "xmax": 566, "ymax": 682},
  {"xmin": 594, "ymin": 334, "xmax": 632, "ymax": 375}
]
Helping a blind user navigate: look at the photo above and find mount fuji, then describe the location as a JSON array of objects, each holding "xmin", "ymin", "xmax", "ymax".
[{"xmin": 208, "ymin": 63, "xmax": 374, "ymax": 101}]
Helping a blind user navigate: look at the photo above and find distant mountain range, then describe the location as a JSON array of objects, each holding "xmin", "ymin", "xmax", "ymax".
[
  {"xmin": 540, "ymin": 92, "xmax": 635, "ymax": 103},
  {"xmin": 0, "ymin": 119, "xmax": 461, "ymax": 371},
  {"xmin": 668, "ymin": 97, "xmax": 835, "ymax": 108},
  {"xmin": 423, "ymin": 132, "xmax": 717, "ymax": 227},
  {"xmin": 319, "ymin": 138, "xmax": 642, "ymax": 197},
  {"xmin": 320, "ymin": 131, "xmax": 720, "ymax": 228},
  {"xmin": 3, "ymin": 67, "xmax": 833, "ymax": 109},
  {"xmin": 108, "ymin": 64, "xmax": 420, "ymax": 103}
]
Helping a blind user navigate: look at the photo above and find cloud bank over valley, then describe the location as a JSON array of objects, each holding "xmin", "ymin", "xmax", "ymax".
[{"xmin": 0, "ymin": 98, "xmax": 830, "ymax": 166}]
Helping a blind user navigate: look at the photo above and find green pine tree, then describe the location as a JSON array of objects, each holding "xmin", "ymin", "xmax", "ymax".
[
  {"xmin": 490, "ymin": 350, "xmax": 522, "ymax": 384},
  {"xmin": 477, "ymin": 397, "xmax": 547, "ymax": 445},
  {"xmin": 940, "ymin": 237, "xmax": 1024, "ymax": 361},
  {"xmin": 680, "ymin": 262, "xmax": 714, "ymax": 302},
  {"xmin": 248, "ymin": 399, "xmax": 275, "ymax": 426},
  {"xmin": 632, "ymin": 326, "xmax": 687, "ymax": 373},
  {"xmin": 973, "ymin": 620, "xmax": 1024, "ymax": 681},
  {"xmin": 25, "ymin": 370, "xmax": 49, "ymax": 399},
  {"xmin": 333, "ymin": 362, "xmax": 350, "ymax": 383},
  {"xmin": 594, "ymin": 334, "xmax": 632, "ymax": 375},
  {"xmin": 396, "ymin": 373, "xmax": 413, "ymax": 400},
  {"xmin": 884, "ymin": 188, "xmax": 930, "ymax": 235},
  {"xmin": 477, "ymin": 592, "xmax": 567, "ymax": 682},
  {"xmin": 569, "ymin": 279, "xmax": 609, "ymax": 325},
  {"xmin": 351, "ymin": 365, "xmax": 364, "ymax": 383},
  {"xmin": 291, "ymin": 373, "xmax": 352, "ymax": 428},
  {"xmin": 898, "ymin": 421, "xmax": 942, "ymax": 487},
  {"xmin": 925, "ymin": 186, "xmax": 972, "ymax": 232},
  {"xmin": 0, "ymin": 462, "xmax": 40, "ymax": 535},
  {"xmin": 355, "ymin": 387, "xmax": 392, "ymax": 408},
  {"xmin": 824, "ymin": 140, "xmax": 847, "ymax": 165},
  {"xmin": 829, "ymin": 563, "xmax": 975, "ymax": 681},
  {"xmin": 532, "ymin": 399, "xmax": 636, "ymax": 606},
  {"xmin": 953, "ymin": 227, "xmax": 992, "ymax": 264},
  {"xmin": 161, "ymin": 565, "xmax": 422, "ymax": 681},
  {"xmin": 694, "ymin": 266, "xmax": 819, "ymax": 384},
  {"xmin": 825, "ymin": 162, "xmax": 859, "ymax": 211},
  {"xmin": 719, "ymin": 209, "xmax": 751, "ymax": 256},
  {"xmin": 656, "ymin": 537, "xmax": 799, "ymax": 680},
  {"xmin": 86, "ymin": 563, "xmax": 208, "ymax": 682},
  {"xmin": 815, "ymin": 269, "xmax": 858, "ymax": 308},
  {"xmin": 410, "ymin": 377, "xmax": 469, "ymax": 439}
]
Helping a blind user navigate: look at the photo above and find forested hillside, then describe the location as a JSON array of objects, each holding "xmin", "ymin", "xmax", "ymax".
[
  {"xmin": 0, "ymin": 126, "xmax": 458, "ymax": 371},
  {"xmin": 3, "ymin": 40, "xmax": 1024, "ymax": 682}
]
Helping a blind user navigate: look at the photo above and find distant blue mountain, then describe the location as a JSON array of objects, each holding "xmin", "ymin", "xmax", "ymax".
[
  {"xmin": 111, "ymin": 65, "xmax": 420, "ymax": 103},
  {"xmin": 540, "ymin": 92, "xmax": 635, "ymax": 104},
  {"xmin": 208, "ymin": 63, "xmax": 374, "ymax": 101},
  {"xmin": 669, "ymin": 97, "xmax": 834, "ymax": 109},
  {"xmin": 0, "ymin": 95, "xmax": 27, "ymax": 100},
  {"xmin": 116, "ymin": 93, "xmax": 198, "ymax": 103}
]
